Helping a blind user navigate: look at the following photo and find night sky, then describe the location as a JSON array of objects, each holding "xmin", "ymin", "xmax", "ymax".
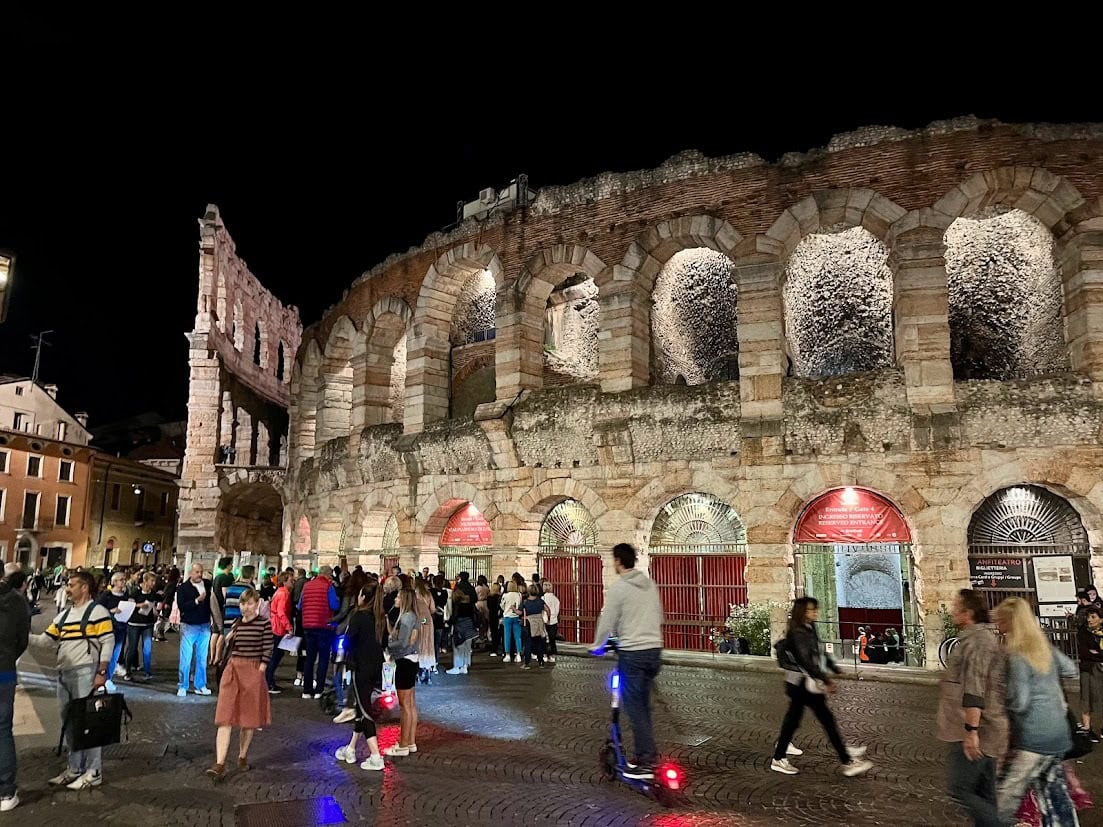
[{"xmin": 2, "ymin": 15, "xmax": 1098, "ymax": 431}]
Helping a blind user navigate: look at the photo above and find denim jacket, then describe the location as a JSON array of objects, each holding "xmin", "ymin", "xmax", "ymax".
[{"xmin": 1007, "ymin": 647, "xmax": 1077, "ymax": 756}]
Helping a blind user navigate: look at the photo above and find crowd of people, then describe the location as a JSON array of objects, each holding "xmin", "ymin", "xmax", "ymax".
[{"xmin": 0, "ymin": 553, "xmax": 1100, "ymax": 824}]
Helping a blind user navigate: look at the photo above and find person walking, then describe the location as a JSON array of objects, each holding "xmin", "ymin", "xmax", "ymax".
[
  {"xmin": 771, "ymin": 597, "xmax": 871, "ymax": 777},
  {"xmin": 0, "ymin": 567, "xmax": 31, "ymax": 810},
  {"xmin": 501, "ymin": 581, "xmax": 523, "ymax": 664},
  {"xmin": 993, "ymin": 597, "xmax": 1080, "ymax": 824},
  {"xmin": 590, "ymin": 543, "xmax": 665, "ymax": 780},
  {"xmin": 97, "ymin": 572, "xmax": 131, "ymax": 690},
  {"xmin": 123, "ymin": 571, "xmax": 160, "ymax": 682},
  {"xmin": 542, "ymin": 581, "xmax": 560, "ymax": 663},
  {"xmin": 298, "ymin": 565, "xmax": 340, "ymax": 699},
  {"xmin": 28, "ymin": 572, "xmax": 114, "ymax": 790},
  {"xmin": 265, "ymin": 572, "xmax": 294, "ymax": 694},
  {"xmin": 175, "ymin": 563, "xmax": 214, "ymax": 697},
  {"xmin": 520, "ymin": 584, "xmax": 549, "ymax": 669},
  {"xmin": 938, "ymin": 589, "xmax": 1008, "ymax": 827},
  {"xmin": 332, "ymin": 581, "xmax": 386, "ymax": 771},
  {"xmin": 1077, "ymin": 606, "xmax": 1103, "ymax": 742},
  {"xmin": 209, "ymin": 557, "xmax": 235, "ymax": 670},
  {"xmin": 385, "ymin": 588, "xmax": 420, "ymax": 756},
  {"xmin": 206, "ymin": 589, "xmax": 272, "ymax": 780}
]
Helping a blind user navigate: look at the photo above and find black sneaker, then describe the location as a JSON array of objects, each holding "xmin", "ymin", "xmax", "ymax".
[
  {"xmin": 623, "ymin": 763, "xmax": 654, "ymax": 780},
  {"xmin": 268, "ymin": 685, "xmax": 282, "ymax": 695},
  {"xmin": 1093, "ymin": 729, "xmax": 1102, "ymax": 744}
]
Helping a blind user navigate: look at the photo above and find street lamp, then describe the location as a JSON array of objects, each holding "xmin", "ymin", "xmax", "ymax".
[{"xmin": 0, "ymin": 250, "xmax": 14, "ymax": 324}]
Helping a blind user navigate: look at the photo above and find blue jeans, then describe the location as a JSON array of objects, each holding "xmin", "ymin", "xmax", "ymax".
[
  {"xmin": 107, "ymin": 629, "xmax": 125, "ymax": 679},
  {"xmin": 947, "ymin": 742, "xmax": 1000, "ymax": 827},
  {"xmin": 619, "ymin": 648, "xmax": 662, "ymax": 765},
  {"xmin": 178, "ymin": 622, "xmax": 211, "ymax": 691},
  {"xmin": 0, "ymin": 682, "xmax": 15, "ymax": 797},
  {"xmin": 265, "ymin": 634, "xmax": 285, "ymax": 688},
  {"xmin": 503, "ymin": 617, "xmax": 522, "ymax": 657},
  {"xmin": 303, "ymin": 628, "xmax": 334, "ymax": 695},
  {"xmin": 125, "ymin": 625, "xmax": 153, "ymax": 675}
]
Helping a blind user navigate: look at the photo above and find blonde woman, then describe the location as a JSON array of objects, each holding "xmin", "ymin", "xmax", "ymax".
[
  {"xmin": 386, "ymin": 588, "xmax": 420, "ymax": 756},
  {"xmin": 993, "ymin": 597, "xmax": 1079, "ymax": 824},
  {"xmin": 500, "ymin": 581, "xmax": 523, "ymax": 663}
]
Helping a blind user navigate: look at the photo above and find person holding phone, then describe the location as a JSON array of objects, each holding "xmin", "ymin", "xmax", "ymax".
[{"xmin": 175, "ymin": 564, "xmax": 214, "ymax": 697}]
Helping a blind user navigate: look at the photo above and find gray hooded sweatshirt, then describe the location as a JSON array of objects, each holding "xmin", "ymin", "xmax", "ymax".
[{"xmin": 591, "ymin": 568, "xmax": 664, "ymax": 652}]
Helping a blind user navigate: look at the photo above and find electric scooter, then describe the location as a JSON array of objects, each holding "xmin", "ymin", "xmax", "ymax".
[{"xmin": 596, "ymin": 643, "xmax": 685, "ymax": 806}]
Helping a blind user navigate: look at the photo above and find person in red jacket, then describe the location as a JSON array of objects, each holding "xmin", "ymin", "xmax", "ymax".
[
  {"xmin": 265, "ymin": 573, "xmax": 294, "ymax": 694},
  {"xmin": 298, "ymin": 567, "xmax": 340, "ymax": 699}
]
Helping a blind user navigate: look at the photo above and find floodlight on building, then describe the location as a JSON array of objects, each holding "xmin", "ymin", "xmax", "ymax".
[{"xmin": 841, "ymin": 487, "xmax": 860, "ymax": 506}]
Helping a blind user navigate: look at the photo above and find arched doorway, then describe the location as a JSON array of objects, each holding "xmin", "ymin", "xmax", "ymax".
[
  {"xmin": 793, "ymin": 487, "xmax": 917, "ymax": 664},
  {"xmin": 968, "ymin": 486, "xmax": 1091, "ymax": 624},
  {"xmin": 438, "ymin": 503, "xmax": 493, "ymax": 583},
  {"xmin": 537, "ymin": 499, "xmax": 601, "ymax": 643},
  {"xmin": 648, "ymin": 493, "xmax": 747, "ymax": 651}
]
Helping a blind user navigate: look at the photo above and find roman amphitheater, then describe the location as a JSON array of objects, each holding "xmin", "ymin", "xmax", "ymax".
[{"xmin": 178, "ymin": 118, "xmax": 1103, "ymax": 666}]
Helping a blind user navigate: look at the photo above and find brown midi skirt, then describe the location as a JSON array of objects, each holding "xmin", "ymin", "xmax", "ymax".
[{"xmin": 215, "ymin": 657, "xmax": 272, "ymax": 729}]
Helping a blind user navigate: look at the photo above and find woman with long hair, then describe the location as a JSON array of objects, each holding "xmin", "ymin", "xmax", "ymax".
[
  {"xmin": 475, "ymin": 575, "xmax": 490, "ymax": 640},
  {"xmin": 993, "ymin": 597, "xmax": 1080, "ymax": 824},
  {"xmin": 333, "ymin": 582, "xmax": 386, "ymax": 771},
  {"xmin": 447, "ymin": 587, "xmax": 478, "ymax": 674},
  {"xmin": 771, "ymin": 597, "xmax": 871, "ymax": 777},
  {"xmin": 414, "ymin": 577, "xmax": 436, "ymax": 684},
  {"xmin": 385, "ymin": 588, "xmax": 420, "ymax": 756},
  {"xmin": 500, "ymin": 581, "xmax": 523, "ymax": 664}
]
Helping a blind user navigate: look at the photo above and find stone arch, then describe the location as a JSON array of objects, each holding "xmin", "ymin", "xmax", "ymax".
[
  {"xmin": 315, "ymin": 505, "xmax": 344, "ymax": 554},
  {"xmin": 598, "ymin": 215, "xmax": 742, "ymax": 391},
  {"xmin": 347, "ymin": 487, "xmax": 412, "ymax": 550},
  {"xmin": 497, "ymin": 244, "xmax": 607, "ymax": 398},
  {"xmin": 516, "ymin": 477, "xmax": 609, "ymax": 549},
  {"xmin": 406, "ymin": 244, "xmax": 503, "ymax": 431},
  {"xmin": 625, "ymin": 472, "xmax": 741, "ymax": 531},
  {"xmin": 289, "ymin": 340, "xmax": 322, "ymax": 463},
  {"xmin": 316, "ymin": 316, "xmax": 357, "ymax": 444},
  {"xmin": 768, "ymin": 191, "xmax": 906, "ymax": 378},
  {"xmin": 932, "ymin": 168, "xmax": 1084, "ymax": 381},
  {"xmin": 415, "ymin": 481, "xmax": 501, "ymax": 550},
  {"xmin": 352, "ymin": 297, "xmax": 412, "ymax": 429}
]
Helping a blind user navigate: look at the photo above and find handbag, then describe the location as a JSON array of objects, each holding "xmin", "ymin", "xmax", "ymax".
[{"xmin": 59, "ymin": 688, "xmax": 132, "ymax": 754}]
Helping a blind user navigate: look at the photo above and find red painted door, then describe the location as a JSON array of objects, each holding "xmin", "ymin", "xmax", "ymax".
[{"xmin": 650, "ymin": 554, "xmax": 747, "ymax": 651}]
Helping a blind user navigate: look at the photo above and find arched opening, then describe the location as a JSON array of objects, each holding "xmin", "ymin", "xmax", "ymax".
[
  {"xmin": 651, "ymin": 249, "xmax": 739, "ymax": 384},
  {"xmin": 276, "ymin": 341, "xmax": 286, "ymax": 382},
  {"xmin": 450, "ymin": 268, "xmax": 497, "ymax": 419},
  {"xmin": 218, "ymin": 481, "xmax": 283, "ymax": 570},
  {"xmin": 317, "ymin": 317, "xmax": 356, "ymax": 443},
  {"xmin": 544, "ymin": 274, "xmax": 599, "ymax": 386},
  {"xmin": 352, "ymin": 508, "xmax": 402, "ymax": 574},
  {"xmin": 945, "ymin": 210, "xmax": 1068, "ymax": 380},
  {"xmin": 537, "ymin": 498, "xmax": 601, "ymax": 643},
  {"xmin": 783, "ymin": 227, "xmax": 894, "ymax": 377},
  {"xmin": 648, "ymin": 493, "xmax": 747, "ymax": 651},
  {"xmin": 968, "ymin": 485, "xmax": 1090, "ymax": 644},
  {"xmin": 253, "ymin": 322, "xmax": 263, "ymax": 366},
  {"xmin": 793, "ymin": 487, "xmax": 917, "ymax": 665},
  {"xmin": 435, "ymin": 500, "xmax": 493, "ymax": 583}
]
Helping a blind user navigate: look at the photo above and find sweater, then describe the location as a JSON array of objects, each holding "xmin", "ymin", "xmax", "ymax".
[
  {"xmin": 591, "ymin": 568, "xmax": 664, "ymax": 652},
  {"xmin": 227, "ymin": 616, "xmax": 272, "ymax": 664},
  {"xmin": 32, "ymin": 600, "xmax": 115, "ymax": 671},
  {"xmin": 176, "ymin": 578, "xmax": 214, "ymax": 626}
]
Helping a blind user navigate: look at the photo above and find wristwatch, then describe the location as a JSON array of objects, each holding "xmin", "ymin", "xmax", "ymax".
[{"xmin": 963, "ymin": 723, "xmax": 979, "ymax": 732}]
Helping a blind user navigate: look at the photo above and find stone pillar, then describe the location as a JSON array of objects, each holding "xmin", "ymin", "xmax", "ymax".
[
  {"xmin": 219, "ymin": 391, "xmax": 233, "ymax": 460},
  {"xmin": 256, "ymin": 420, "xmax": 270, "ymax": 467},
  {"xmin": 891, "ymin": 227, "xmax": 955, "ymax": 410},
  {"xmin": 176, "ymin": 333, "xmax": 223, "ymax": 565},
  {"xmin": 734, "ymin": 257, "xmax": 785, "ymax": 421},
  {"xmin": 495, "ymin": 287, "xmax": 545, "ymax": 401},
  {"xmin": 1060, "ymin": 229, "xmax": 1103, "ymax": 392},
  {"xmin": 598, "ymin": 282, "xmax": 648, "ymax": 392},
  {"xmin": 235, "ymin": 407, "xmax": 253, "ymax": 465},
  {"xmin": 403, "ymin": 331, "xmax": 450, "ymax": 433}
]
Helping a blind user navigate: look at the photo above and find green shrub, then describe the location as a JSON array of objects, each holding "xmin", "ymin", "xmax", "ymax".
[{"xmin": 710, "ymin": 602, "xmax": 781, "ymax": 656}]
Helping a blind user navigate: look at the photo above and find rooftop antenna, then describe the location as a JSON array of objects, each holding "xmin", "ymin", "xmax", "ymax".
[{"xmin": 29, "ymin": 329, "xmax": 53, "ymax": 385}]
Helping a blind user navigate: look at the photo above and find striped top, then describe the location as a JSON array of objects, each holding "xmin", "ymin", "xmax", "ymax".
[
  {"xmin": 41, "ymin": 601, "xmax": 115, "ymax": 671},
  {"xmin": 222, "ymin": 582, "xmax": 251, "ymax": 633},
  {"xmin": 227, "ymin": 615, "xmax": 272, "ymax": 664}
]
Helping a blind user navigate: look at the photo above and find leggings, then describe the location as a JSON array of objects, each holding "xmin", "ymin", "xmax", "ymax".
[{"xmin": 351, "ymin": 670, "xmax": 379, "ymax": 738}]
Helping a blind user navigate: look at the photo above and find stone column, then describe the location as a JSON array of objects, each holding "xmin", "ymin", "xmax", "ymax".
[
  {"xmin": 891, "ymin": 227, "xmax": 955, "ymax": 410},
  {"xmin": 403, "ymin": 330, "xmax": 450, "ymax": 433},
  {"xmin": 598, "ymin": 281, "xmax": 648, "ymax": 392},
  {"xmin": 235, "ymin": 408, "xmax": 253, "ymax": 465},
  {"xmin": 256, "ymin": 420, "xmax": 270, "ymax": 467},
  {"xmin": 734, "ymin": 257, "xmax": 786, "ymax": 421},
  {"xmin": 177, "ymin": 333, "xmax": 223, "ymax": 566},
  {"xmin": 494, "ymin": 286, "xmax": 545, "ymax": 401},
  {"xmin": 1060, "ymin": 229, "xmax": 1103, "ymax": 393}
]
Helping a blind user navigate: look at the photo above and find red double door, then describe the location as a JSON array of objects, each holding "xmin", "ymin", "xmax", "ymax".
[
  {"xmin": 649, "ymin": 554, "xmax": 747, "ymax": 651},
  {"xmin": 539, "ymin": 555, "xmax": 603, "ymax": 644}
]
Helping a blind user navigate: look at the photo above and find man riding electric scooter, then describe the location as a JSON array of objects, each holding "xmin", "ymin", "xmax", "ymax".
[{"xmin": 591, "ymin": 543, "xmax": 664, "ymax": 780}]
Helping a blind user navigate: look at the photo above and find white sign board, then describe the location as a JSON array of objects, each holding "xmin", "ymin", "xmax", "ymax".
[
  {"xmin": 1039, "ymin": 603, "xmax": 1078, "ymax": 617},
  {"xmin": 1034, "ymin": 556, "xmax": 1076, "ymax": 604},
  {"xmin": 824, "ymin": 642, "xmax": 835, "ymax": 654}
]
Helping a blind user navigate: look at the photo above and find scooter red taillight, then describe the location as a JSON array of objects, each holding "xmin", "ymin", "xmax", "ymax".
[{"xmin": 658, "ymin": 763, "xmax": 684, "ymax": 790}]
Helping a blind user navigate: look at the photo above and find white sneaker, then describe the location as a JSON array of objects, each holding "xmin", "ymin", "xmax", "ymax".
[
  {"xmin": 512, "ymin": 654, "xmax": 521, "ymax": 663},
  {"xmin": 841, "ymin": 758, "xmax": 873, "ymax": 777},
  {"xmin": 383, "ymin": 745, "xmax": 409, "ymax": 757},
  {"xmin": 0, "ymin": 793, "xmax": 18, "ymax": 812},
  {"xmin": 334, "ymin": 745, "xmax": 357, "ymax": 764},
  {"xmin": 293, "ymin": 676, "xmax": 303, "ymax": 687},
  {"xmin": 333, "ymin": 708, "xmax": 356, "ymax": 724},
  {"xmin": 407, "ymin": 744, "xmax": 417, "ymax": 753},
  {"xmin": 360, "ymin": 754, "xmax": 384, "ymax": 771},
  {"xmin": 115, "ymin": 666, "xmax": 127, "ymax": 678},
  {"xmin": 783, "ymin": 742, "xmax": 803, "ymax": 756},
  {"xmin": 66, "ymin": 770, "xmax": 102, "ymax": 790},
  {"xmin": 489, "ymin": 652, "xmax": 498, "ymax": 657},
  {"xmin": 302, "ymin": 692, "xmax": 314, "ymax": 699},
  {"xmin": 194, "ymin": 687, "xmax": 211, "ymax": 696},
  {"xmin": 846, "ymin": 745, "xmax": 867, "ymax": 759},
  {"xmin": 104, "ymin": 680, "xmax": 118, "ymax": 693},
  {"xmin": 770, "ymin": 758, "xmax": 799, "ymax": 775},
  {"xmin": 460, "ymin": 667, "xmax": 468, "ymax": 674},
  {"xmin": 445, "ymin": 667, "xmax": 464, "ymax": 675},
  {"xmin": 176, "ymin": 688, "xmax": 187, "ymax": 698},
  {"xmin": 547, "ymin": 656, "xmax": 556, "ymax": 663},
  {"xmin": 48, "ymin": 769, "xmax": 82, "ymax": 786}
]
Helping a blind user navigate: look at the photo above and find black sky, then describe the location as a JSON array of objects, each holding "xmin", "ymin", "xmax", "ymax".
[{"xmin": 1, "ymin": 14, "xmax": 1098, "ymax": 430}]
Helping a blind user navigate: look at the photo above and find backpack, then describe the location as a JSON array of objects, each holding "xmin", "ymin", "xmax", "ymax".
[
  {"xmin": 57, "ymin": 602, "xmax": 100, "ymax": 657},
  {"xmin": 773, "ymin": 635, "xmax": 798, "ymax": 671}
]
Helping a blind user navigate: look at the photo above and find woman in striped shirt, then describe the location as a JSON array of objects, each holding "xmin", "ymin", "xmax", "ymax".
[{"xmin": 207, "ymin": 588, "xmax": 271, "ymax": 780}]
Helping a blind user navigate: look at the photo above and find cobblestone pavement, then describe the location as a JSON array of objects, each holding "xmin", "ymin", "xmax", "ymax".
[{"xmin": 12, "ymin": 614, "xmax": 1103, "ymax": 826}]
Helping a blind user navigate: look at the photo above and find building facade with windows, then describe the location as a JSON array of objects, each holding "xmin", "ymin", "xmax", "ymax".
[{"xmin": 87, "ymin": 454, "xmax": 179, "ymax": 569}]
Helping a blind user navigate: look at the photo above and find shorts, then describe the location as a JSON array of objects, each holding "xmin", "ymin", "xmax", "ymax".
[{"xmin": 394, "ymin": 658, "xmax": 418, "ymax": 690}]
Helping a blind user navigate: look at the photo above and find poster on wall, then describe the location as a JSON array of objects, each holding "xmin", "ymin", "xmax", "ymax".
[
  {"xmin": 795, "ymin": 488, "xmax": 911, "ymax": 544},
  {"xmin": 969, "ymin": 557, "xmax": 1027, "ymax": 590},
  {"xmin": 1034, "ymin": 556, "xmax": 1076, "ymax": 603}
]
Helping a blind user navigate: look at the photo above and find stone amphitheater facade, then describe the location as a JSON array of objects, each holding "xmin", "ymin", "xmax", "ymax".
[{"xmin": 283, "ymin": 118, "xmax": 1103, "ymax": 664}]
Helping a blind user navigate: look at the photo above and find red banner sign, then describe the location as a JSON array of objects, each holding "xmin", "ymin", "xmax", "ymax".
[
  {"xmin": 795, "ymin": 488, "xmax": 910, "ymax": 544},
  {"xmin": 440, "ymin": 503, "xmax": 492, "ymax": 547}
]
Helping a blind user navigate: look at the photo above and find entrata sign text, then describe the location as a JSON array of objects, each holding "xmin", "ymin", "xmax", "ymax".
[{"xmin": 795, "ymin": 489, "xmax": 911, "ymax": 544}]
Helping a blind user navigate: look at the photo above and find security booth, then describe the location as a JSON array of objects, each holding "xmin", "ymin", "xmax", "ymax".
[
  {"xmin": 793, "ymin": 487, "xmax": 920, "ymax": 666},
  {"xmin": 537, "ymin": 499, "xmax": 603, "ymax": 643}
]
